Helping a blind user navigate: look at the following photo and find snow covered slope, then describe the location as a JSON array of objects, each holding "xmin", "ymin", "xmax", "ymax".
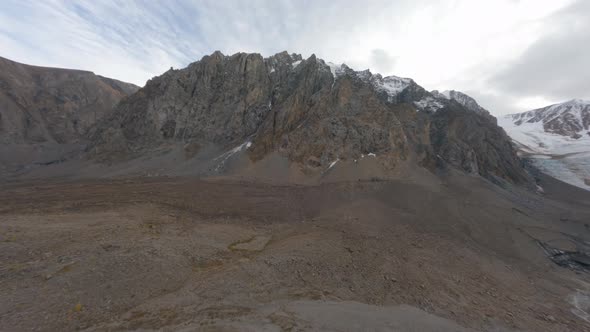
[{"xmin": 498, "ymin": 99, "xmax": 590, "ymax": 190}]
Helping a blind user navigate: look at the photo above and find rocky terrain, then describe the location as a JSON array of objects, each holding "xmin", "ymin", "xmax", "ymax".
[
  {"xmin": 0, "ymin": 56, "xmax": 138, "ymax": 178},
  {"xmin": 1, "ymin": 172, "xmax": 590, "ymax": 332},
  {"xmin": 83, "ymin": 51, "xmax": 529, "ymax": 186},
  {"xmin": 431, "ymin": 90, "xmax": 496, "ymax": 123},
  {"xmin": 499, "ymin": 99, "xmax": 590, "ymax": 190},
  {"xmin": 2, "ymin": 52, "xmax": 590, "ymax": 331},
  {"xmin": 0, "ymin": 56, "xmax": 138, "ymax": 144}
]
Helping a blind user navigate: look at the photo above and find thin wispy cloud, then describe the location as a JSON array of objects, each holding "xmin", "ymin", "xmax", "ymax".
[{"xmin": 1, "ymin": 0, "xmax": 586, "ymax": 115}]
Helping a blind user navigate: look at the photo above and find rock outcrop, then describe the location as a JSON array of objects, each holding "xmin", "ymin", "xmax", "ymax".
[
  {"xmin": 0, "ymin": 56, "xmax": 139, "ymax": 144},
  {"xmin": 89, "ymin": 51, "xmax": 531, "ymax": 184},
  {"xmin": 432, "ymin": 90, "xmax": 496, "ymax": 124}
]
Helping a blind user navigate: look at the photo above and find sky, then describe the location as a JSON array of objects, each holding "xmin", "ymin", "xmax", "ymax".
[{"xmin": 1, "ymin": 0, "xmax": 588, "ymax": 115}]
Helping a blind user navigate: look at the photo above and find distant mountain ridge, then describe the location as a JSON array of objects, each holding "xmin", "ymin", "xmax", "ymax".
[
  {"xmin": 0, "ymin": 56, "xmax": 139, "ymax": 144},
  {"xmin": 498, "ymin": 99, "xmax": 590, "ymax": 190},
  {"xmin": 432, "ymin": 90, "xmax": 491, "ymax": 115},
  {"xmin": 505, "ymin": 99, "xmax": 590, "ymax": 139},
  {"xmin": 0, "ymin": 52, "xmax": 536, "ymax": 186}
]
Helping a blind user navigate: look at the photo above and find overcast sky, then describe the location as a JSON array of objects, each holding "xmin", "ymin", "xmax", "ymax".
[{"xmin": 1, "ymin": 0, "xmax": 588, "ymax": 115}]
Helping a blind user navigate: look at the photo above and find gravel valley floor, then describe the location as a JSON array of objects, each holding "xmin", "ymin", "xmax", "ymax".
[{"xmin": 1, "ymin": 174, "xmax": 590, "ymax": 331}]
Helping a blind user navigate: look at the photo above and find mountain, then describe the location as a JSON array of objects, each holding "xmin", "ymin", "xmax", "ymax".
[
  {"xmin": 86, "ymin": 51, "xmax": 530, "ymax": 185},
  {"xmin": 6, "ymin": 53, "xmax": 590, "ymax": 332},
  {"xmin": 498, "ymin": 99, "xmax": 590, "ymax": 190},
  {"xmin": 0, "ymin": 56, "xmax": 139, "ymax": 144},
  {"xmin": 432, "ymin": 90, "xmax": 496, "ymax": 123},
  {"xmin": 501, "ymin": 99, "xmax": 590, "ymax": 141}
]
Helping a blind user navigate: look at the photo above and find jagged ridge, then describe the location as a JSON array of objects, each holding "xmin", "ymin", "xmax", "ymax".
[
  {"xmin": 89, "ymin": 51, "xmax": 531, "ymax": 184},
  {"xmin": 505, "ymin": 99, "xmax": 590, "ymax": 139}
]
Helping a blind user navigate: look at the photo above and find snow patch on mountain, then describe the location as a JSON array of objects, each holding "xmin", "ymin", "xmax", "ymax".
[
  {"xmin": 370, "ymin": 74, "xmax": 412, "ymax": 102},
  {"xmin": 374, "ymin": 75, "xmax": 411, "ymax": 95},
  {"xmin": 328, "ymin": 159, "xmax": 339, "ymax": 170},
  {"xmin": 414, "ymin": 96, "xmax": 445, "ymax": 113},
  {"xmin": 214, "ymin": 141, "xmax": 252, "ymax": 172},
  {"xmin": 322, "ymin": 61, "xmax": 412, "ymax": 100},
  {"xmin": 326, "ymin": 62, "xmax": 344, "ymax": 78}
]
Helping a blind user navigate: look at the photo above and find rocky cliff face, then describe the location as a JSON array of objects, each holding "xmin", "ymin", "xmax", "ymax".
[
  {"xmin": 0, "ymin": 56, "xmax": 139, "ymax": 144},
  {"xmin": 90, "ymin": 51, "xmax": 530, "ymax": 184},
  {"xmin": 432, "ymin": 90, "xmax": 496, "ymax": 124}
]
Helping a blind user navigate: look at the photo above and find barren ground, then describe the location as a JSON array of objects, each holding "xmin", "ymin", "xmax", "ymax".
[{"xmin": 1, "ymin": 174, "xmax": 590, "ymax": 331}]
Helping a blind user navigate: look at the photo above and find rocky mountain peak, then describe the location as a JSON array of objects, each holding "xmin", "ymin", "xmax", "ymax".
[
  {"xmin": 432, "ymin": 90, "xmax": 494, "ymax": 120},
  {"xmin": 506, "ymin": 99, "xmax": 590, "ymax": 139},
  {"xmin": 88, "ymin": 51, "xmax": 531, "ymax": 185}
]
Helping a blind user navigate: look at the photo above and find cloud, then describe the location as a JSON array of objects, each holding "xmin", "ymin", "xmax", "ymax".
[
  {"xmin": 490, "ymin": 0, "xmax": 590, "ymax": 103},
  {"xmin": 0, "ymin": 0, "xmax": 583, "ymax": 115},
  {"xmin": 0, "ymin": 0, "xmax": 207, "ymax": 85},
  {"xmin": 370, "ymin": 49, "xmax": 397, "ymax": 75}
]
